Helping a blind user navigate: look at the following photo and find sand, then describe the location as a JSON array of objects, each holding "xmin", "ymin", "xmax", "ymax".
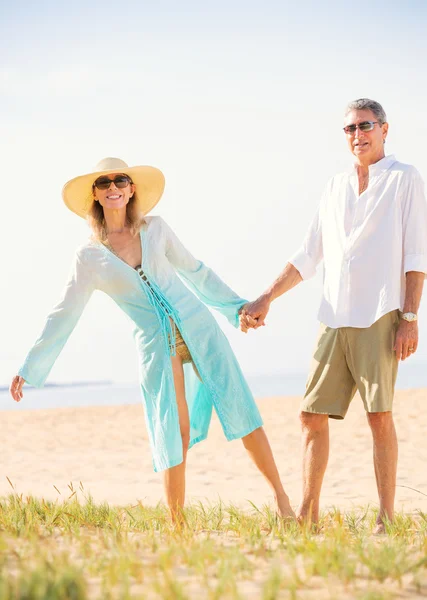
[{"xmin": 1, "ymin": 389, "xmax": 426, "ymax": 513}]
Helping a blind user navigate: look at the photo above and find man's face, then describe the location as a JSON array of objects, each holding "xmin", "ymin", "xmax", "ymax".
[{"xmin": 344, "ymin": 109, "xmax": 388, "ymax": 164}]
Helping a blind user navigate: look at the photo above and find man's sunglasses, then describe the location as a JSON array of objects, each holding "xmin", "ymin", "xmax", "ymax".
[
  {"xmin": 93, "ymin": 175, "xmax": 133, "ymax": 190},
  {"xmin": 343, "ymin": 121, "xmax": 379, "ymax": 135}
]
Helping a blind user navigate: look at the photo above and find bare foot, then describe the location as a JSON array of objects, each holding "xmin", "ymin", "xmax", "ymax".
[
  {"xmin": 372, "ymin": 521, "xmax": 387, "ymax": 535},
  {"xmin": 275, "ymin": 493, "xmax": 296, "ymax": 521},
  {"xmin": 373, "ymin": 511, "xmax": 393, "ymax": 535},
  {"xmin": 169, "ymin": 507, "xmax": 187, "ymax": 530},
  {"xmin": 295, "ymin": 502, "xmax": 318, "ymax": 527},
  {"xmin": 295, "ymin": 514, "xmax": 319, "ymax": 534}
]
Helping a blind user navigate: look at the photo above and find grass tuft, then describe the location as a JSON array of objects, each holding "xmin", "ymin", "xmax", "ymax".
[{"xmin": 0, "ymin": 495, "xmax": 425, "ymax": 599}]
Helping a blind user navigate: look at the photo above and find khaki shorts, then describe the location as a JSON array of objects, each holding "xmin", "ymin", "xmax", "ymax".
[{"xmin": 301, "ymin": 310, "xmax": 400, "ymax": 419}]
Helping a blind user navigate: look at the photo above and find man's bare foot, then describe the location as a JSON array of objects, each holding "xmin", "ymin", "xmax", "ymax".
[
  {"xmin": 373, "ymin": 523, "xmax": 386, "ymax": 535},
  {"xmin": 275, "ymin": 493, "xmax": 296, "ymax": 521},
  {"xmin": 373, "ymin": 519, "xmax": 388, "ymax": 535},
  {"xmin": 295, "ymin": 502, "xmax": 318, "ymax": 527},
  {"xmin": 295, "ymin": 514, "xmax": 319, "ymax": 534}
]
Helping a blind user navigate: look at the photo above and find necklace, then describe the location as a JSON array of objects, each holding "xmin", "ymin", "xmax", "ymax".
[
  {"xmin": 102, "ymin": 238, "xmax": 144, "ymax": 275},
  {"xmin": 359, "ymin": 174, "xmax": 369, "ymax": 194},
  {"xmin": 107, "ymin": 227, "xmax": 125, "ymax": 234}
]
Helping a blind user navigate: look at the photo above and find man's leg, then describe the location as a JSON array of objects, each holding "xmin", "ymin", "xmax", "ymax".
[
  {"xmin": 366, "ymin": 411, "xmax": 398, "ymax": 532},
  {"xmin": 297, "ymin": 412, "xmax": 330, "ymax": 524},
  {"xmin": 345, "ymin": 312, "xmax": 400, "ymax": 533},
  {"xmin": 298, "ymin": 324, "xmax": 353, "ymax": 523}
]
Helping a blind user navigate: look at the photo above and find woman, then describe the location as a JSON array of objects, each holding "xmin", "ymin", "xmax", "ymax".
[{"xmin": 10, "ymin": 157, "xmax": 295, "ymax": 522}]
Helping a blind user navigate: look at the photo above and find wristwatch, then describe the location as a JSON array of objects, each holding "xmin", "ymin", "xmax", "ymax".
[{"xmin": 401, "ymin": 312, "xmax": 418, "ymax": 322}]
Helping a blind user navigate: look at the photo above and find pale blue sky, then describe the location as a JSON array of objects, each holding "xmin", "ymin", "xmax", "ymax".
[{"xmin": 1, "ymin": 1, "xmax": 427, "ymax": 386}]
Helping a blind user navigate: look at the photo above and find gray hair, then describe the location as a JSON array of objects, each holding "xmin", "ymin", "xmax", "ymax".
[{"xmin": 345, "ymin": 98, "xmax": 387, "ymax": 124}]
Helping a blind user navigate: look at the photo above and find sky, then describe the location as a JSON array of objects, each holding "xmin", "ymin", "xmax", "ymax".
[{"xmin": 1, "ymin": 0, "xmax": 427, "ymax": 387}]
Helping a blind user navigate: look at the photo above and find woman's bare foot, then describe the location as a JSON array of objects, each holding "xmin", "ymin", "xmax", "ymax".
[
  {"xmin": 170, "ymin": 508, "xmax": 188, "ymax": 531},
  {"xmin": 275, "ymin": 492, "xmax": 296, "ymax": 521}
]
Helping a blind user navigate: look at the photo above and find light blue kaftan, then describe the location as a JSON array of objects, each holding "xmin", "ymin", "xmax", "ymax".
[{"xmin": 18, "ymin": 216, "xmax": 263, "ymax": 472}]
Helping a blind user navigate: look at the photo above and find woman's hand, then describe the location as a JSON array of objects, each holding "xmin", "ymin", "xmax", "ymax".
[
  {"xmin": 239, "ymin": 305, "xmax": 264, "ymax": 333},
  {"xmin": 241, "ymin": 295, "xmax": 271, "ymax": 330},
  {"xmin": 10, "ymin": 375, "xmax": 25, "ymax": 402}
]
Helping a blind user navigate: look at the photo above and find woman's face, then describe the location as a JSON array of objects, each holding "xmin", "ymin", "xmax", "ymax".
[{"xmin": 92, "ymin": 172, "xmax": 135, "ymax": 211}]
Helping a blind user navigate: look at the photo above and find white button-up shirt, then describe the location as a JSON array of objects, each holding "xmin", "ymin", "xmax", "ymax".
[{"xmin": 289, "ymin": 155, "xmax": 427, "ymax": 328}]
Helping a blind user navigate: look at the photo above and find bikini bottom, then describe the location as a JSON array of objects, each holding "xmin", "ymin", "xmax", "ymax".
[{"xmin": 171, "ymin": 325, "xmax": 201, "ymax": 380}]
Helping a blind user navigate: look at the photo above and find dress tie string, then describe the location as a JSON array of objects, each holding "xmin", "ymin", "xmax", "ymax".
[{"xmin": 136, "ymin": 267, "xmax": 181, "ymax": 356}]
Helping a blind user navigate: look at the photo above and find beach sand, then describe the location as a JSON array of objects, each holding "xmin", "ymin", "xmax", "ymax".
[{"xmin": 1, "ymin": 388, "xmax": 426, "ymax": 513}]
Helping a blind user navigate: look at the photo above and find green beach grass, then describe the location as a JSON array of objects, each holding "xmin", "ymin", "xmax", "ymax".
[{"xmin": 0, "ymin": 486, "xmax": 426, "ymax": 599}]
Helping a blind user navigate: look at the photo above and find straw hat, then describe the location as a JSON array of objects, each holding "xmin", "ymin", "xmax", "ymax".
[{"xmin": 62, "ymin": 157, "xmax": 165, "ymax": 218}]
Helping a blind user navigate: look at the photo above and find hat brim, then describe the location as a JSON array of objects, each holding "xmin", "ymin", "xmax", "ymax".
[{"xmin": 62, "ymin": 165, "xmax": 165, "ymax": 219}]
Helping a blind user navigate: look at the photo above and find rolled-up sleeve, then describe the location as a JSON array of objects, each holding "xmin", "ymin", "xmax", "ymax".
[
  {"xmin": 288, "ymin": 205, "xmax": 323, "ymax": 280},
  {"xmin": 402, "ymin": 168, "xmax": 427, "ymax": 278}
]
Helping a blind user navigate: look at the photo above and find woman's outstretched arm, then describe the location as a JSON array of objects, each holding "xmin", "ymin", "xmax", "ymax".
[
  {"xmin": 160, "ymin": 218, "xmax": 247, "ymax": 328},
  {"xmin": 11, "ymin": 248, "xmax": 97, "ymax": 399}
]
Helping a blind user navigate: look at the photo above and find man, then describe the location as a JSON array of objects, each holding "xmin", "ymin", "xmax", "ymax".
[{"xmin": 242, "ymin": 98, "xmax": 427, "ymax": 533}]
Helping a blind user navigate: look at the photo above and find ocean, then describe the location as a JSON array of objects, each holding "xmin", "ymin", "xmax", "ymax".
[{"xmin": 1, "ymin": 362, "xmax": 426, "ymax": 412}]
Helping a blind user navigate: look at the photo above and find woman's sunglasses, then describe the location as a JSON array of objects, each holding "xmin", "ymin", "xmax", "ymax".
[
  {"xmin": 93, "ymin": 175, "xmax": 133, "ymax": 190},
  {"xmin": 343, "ymin": 121, "xmax": 379, "ymax": 135}
]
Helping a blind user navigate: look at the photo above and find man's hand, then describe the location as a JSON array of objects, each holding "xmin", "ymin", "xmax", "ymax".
[
  {"xmin": 394, "ymin": 320, "xmax": 418, "ymax": 361},
  {"xmin": 239, "ymin": 308, "xmax": 259, "ymax": 333},
  {"xmin": 239, "ymin": 295, "xmax": 271, "ymax": 332},
  {"xmin": 237, "ymin": 263, "xmax": 302, "ymax": 333}
]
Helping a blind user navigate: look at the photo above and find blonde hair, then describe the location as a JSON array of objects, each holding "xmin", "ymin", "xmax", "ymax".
[{"xmin": 87, "ymin": 188, "xmax": 145, "ymax": 242}]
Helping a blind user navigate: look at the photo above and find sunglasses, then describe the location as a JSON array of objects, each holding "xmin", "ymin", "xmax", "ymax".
[
  {"xmin": 93, "ymin": 175, "xmax": 133, "ymax": 190},
  {"xmin": 343, "ymin": 121, "xmax": 379, "ymax": 135}
]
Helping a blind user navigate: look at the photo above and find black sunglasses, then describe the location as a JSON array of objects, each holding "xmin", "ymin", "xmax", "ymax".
[
  {"xmin": 93, "ymin": 175, "xmax": 133, "ymax": 190},
  {"xmin": 343, "ymin": 121, "xmax": 379, "ymax": 135}
]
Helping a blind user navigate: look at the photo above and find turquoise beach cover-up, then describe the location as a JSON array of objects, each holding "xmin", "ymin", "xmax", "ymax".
[{"xmin": 18, "ymin": 217, "xmax": 263, "ymax": 472}]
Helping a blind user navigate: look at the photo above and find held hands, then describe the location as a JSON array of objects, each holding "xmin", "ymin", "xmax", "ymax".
[
  {"xmin": 394, "ymin": 320, "xmax": 418, "ymax": 361},
  {"xmin": 239, "ymin": 295, "xmax": 271, "ymax": 333},
  {"xmin": 10, "ymin": 375, "xmax": 25, "ymax": 402}
]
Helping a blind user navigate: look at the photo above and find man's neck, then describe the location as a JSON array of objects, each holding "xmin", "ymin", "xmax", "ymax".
[{"xmin": 354, "ymin": 151, "xmax": 386, "ymax": 174}]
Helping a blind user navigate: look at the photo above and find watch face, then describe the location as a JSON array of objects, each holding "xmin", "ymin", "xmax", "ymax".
[{"xmin": 403, "ymin": 312, "xmax": 417, "ymax": 322}]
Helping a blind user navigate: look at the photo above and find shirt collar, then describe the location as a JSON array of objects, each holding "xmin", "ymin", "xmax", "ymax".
[{"xmin": 349, "ymin": 154, "xmax": 396, "ymax": 176}]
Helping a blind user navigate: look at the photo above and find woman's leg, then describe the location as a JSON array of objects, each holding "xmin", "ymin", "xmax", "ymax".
[
  {"xmin": 242, "ymin": 427, "xmax": 295, "ymax": 519},
  {"xmin": 163, "ymin": 354, "xmax": 190, "ymax": 522}
]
